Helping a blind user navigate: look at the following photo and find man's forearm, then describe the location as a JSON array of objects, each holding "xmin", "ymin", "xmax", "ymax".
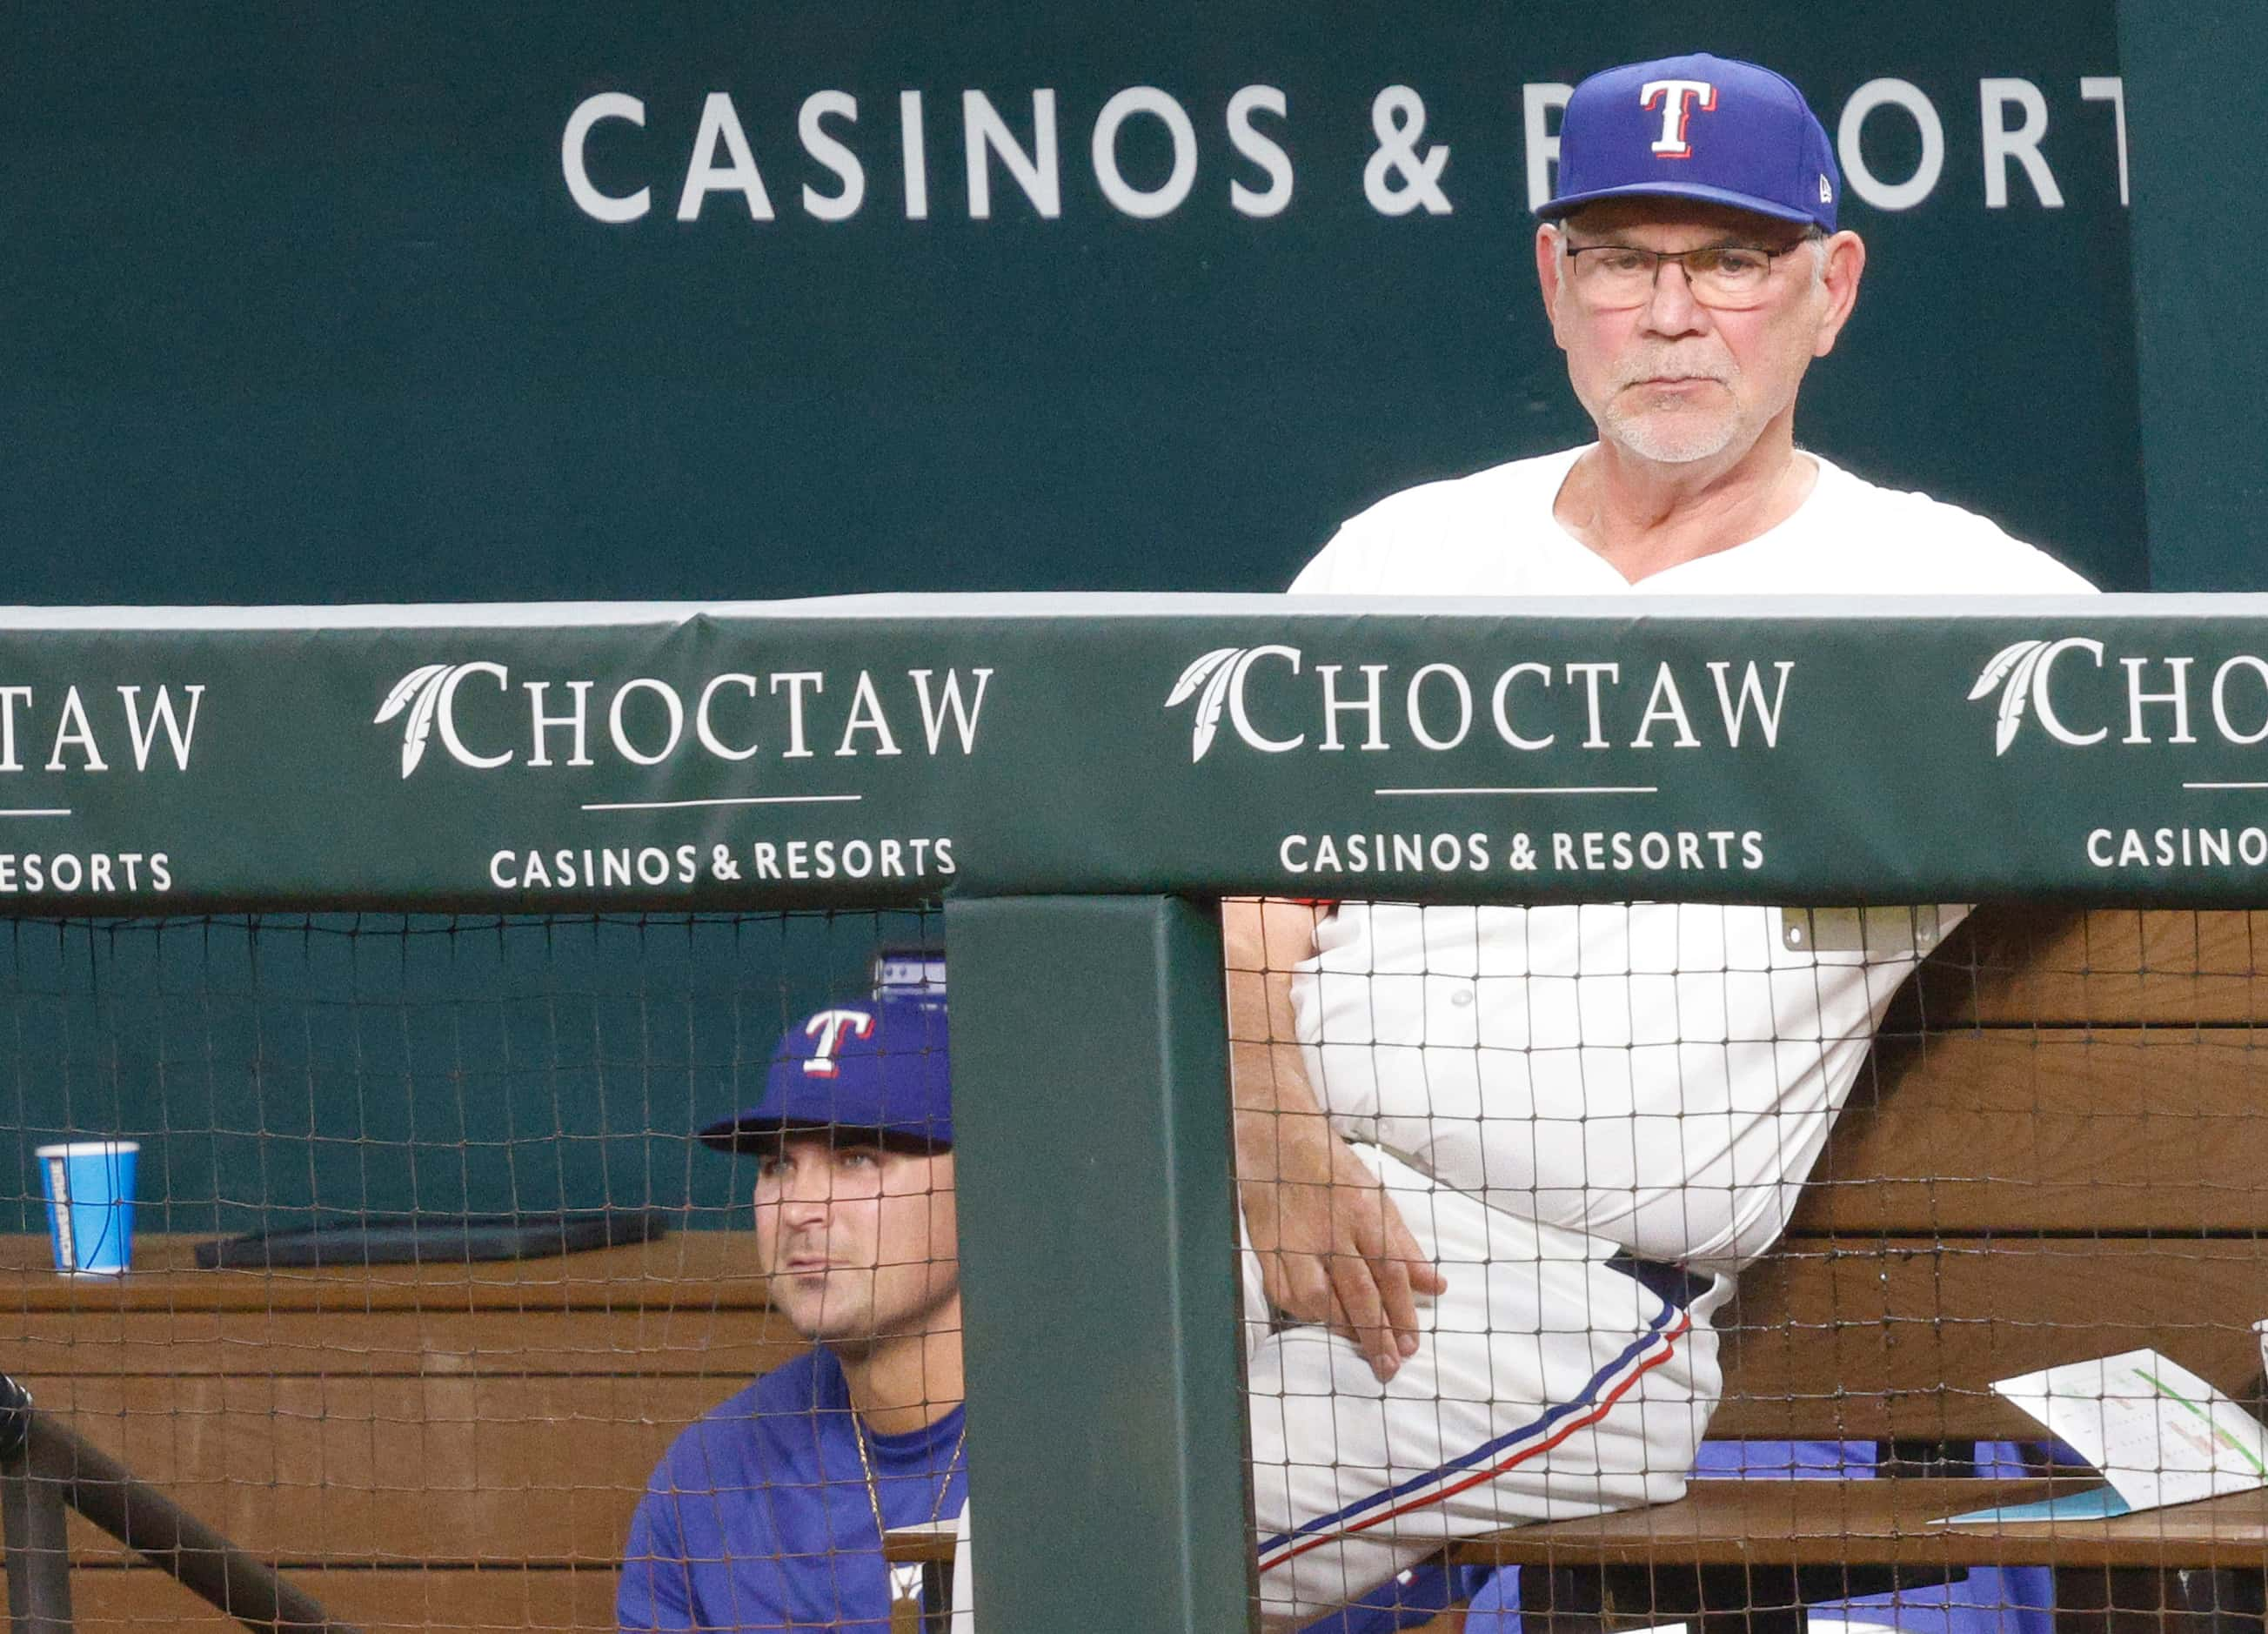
[
  {"xmin": 1231, "ymin": 1038, "xmax": 1332, "ymax": 1189},
  {"xmin": 1222, "ymin": 899, "xmax": 1329, "ymax": 1176}
]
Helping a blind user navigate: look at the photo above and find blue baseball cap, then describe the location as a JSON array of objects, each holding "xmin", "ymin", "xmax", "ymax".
[
  {"xmin": 1540, "ymin": 53, "xmax": 1840, "ymax": 232},
  {"xmin": 699, "ymin": 993, "xmax": 952, "ymax": 1153}
]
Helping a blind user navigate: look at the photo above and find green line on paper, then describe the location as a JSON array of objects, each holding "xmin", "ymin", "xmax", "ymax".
[{"xmin": 2136, "ymin": 1369, "xmax": 2268, "ymax": 1477}]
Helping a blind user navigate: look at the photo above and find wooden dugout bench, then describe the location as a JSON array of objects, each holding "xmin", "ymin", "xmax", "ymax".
[
  {"xmin": 1444, "ymin": 907, "xmax": 2268, "ymax": 1634},
  {"xmin": 0, "ymin": 1230, "xmax": 802, "ymax": 1631}
]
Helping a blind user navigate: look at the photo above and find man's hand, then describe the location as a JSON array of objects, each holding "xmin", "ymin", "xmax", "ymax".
[
  {"xmin": 1223, "ymin": 899, "xmax": 1448, "ymax": 1383},
  {"xmin": 1236, "ymin": 1095, "xmax": 1445, "ymax": 1381}
]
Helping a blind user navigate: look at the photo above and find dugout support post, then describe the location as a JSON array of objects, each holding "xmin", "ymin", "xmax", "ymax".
[{"xmin": 945, "ymin": 894, "xmax": 1254, "ymax": 1632}]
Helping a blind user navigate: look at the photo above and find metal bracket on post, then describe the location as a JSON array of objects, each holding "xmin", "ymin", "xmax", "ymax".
[
  {"xmin": 1, "ymin": 1374, "xmax": 74, "ymax": 1634},
  {"xmin": 1780, "ymin": 905, "xmax": 1942, "ymax": 957},
  {"xmin": 945, "ymin": 894, "xmax": 1254, "ymax": 1632}
]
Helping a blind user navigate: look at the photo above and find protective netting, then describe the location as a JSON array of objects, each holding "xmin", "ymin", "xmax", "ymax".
[
  {"xmin": 1228, "ymin": 901, "xmax": 2268, "ymax": 1634},
  {"xmin": 12, "ymin": 903, "xmax": 2268, "ymax": 1633},
  {"xmin": 4, "ymin": 909, "xmax": 953, "ymax": 1632}
]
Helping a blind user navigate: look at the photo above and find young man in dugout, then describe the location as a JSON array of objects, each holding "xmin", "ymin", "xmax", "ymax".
[
  {"xmin": 617, "ymin": 982, "xmax": 1479, "ymax": 1633},
  {"xmin": 618, "ymin": 990, "xmax": 967, "ymax": 1632}
]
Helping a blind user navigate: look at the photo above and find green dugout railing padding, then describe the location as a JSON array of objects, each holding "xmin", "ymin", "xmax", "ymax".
[{"xmin": 3, "ymin": 595, "xmax": 2268, "ymax": 913}]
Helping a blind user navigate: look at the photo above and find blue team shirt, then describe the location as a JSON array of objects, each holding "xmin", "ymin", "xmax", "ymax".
[
  {"xmin": 620, "ymin": 1348, "xmax": 1464, "ymax": 1632},
  {"xmin": 619, "ymin": 1349, "xmax": 967, "ymax": 1632}
]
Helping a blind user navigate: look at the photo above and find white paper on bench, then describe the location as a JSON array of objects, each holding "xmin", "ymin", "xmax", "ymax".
[{"xmin": 1987, "ymin": 1349, "xmax": 2268, "ymax": 1512}]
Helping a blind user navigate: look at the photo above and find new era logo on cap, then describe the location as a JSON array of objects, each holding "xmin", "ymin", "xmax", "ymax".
[{"xmin": 1540, "ymin": 51, "xmax": 1843, "ymax": 233}]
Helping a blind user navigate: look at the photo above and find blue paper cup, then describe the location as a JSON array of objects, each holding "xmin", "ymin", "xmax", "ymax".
[{"xmin": 37, "ymin": 1141, "xmax": 138, "ymax": 1276}]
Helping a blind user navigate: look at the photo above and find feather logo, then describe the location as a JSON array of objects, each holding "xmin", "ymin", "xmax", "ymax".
[
  {"xmin": 375, "ymin": 662, "xmax": 465, "ymax": 778},
  {"xmin": 1967, "ymin": 638, "xmax": 2105, "ymax": 756},
  {"xmin": 1164, "ymin": 646, "xmax": 1241, "ymax": 761},
  {"xmin": 1162, "ymin": 646, "xmax": 1303, "ymax": 761},
  {"xmin": 1968, "ymin": 638, "xmax": 2049, "ymax": 755}
]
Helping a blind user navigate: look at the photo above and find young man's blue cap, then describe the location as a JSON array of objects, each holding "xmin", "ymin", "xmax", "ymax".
[
  {"xmin": 699, "ymin": 992, "xmax": 952, "ymax": 1153},
  {"xmin": 1539, "ymin": 53, "xmax": 1841, "ymax": 233}
]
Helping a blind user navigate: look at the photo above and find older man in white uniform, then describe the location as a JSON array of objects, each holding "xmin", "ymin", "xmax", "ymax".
[
  {"xmin": 955, "ymin": 51, "xmax": 2093, "ymax": 1631},
  {"xmin": 1227, "ymin": 49, "xmax": 2092, "ymax": 1625}
]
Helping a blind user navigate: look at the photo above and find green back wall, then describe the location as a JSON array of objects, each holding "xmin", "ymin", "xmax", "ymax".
[
  {"xmin": 7, "ymin": 2, "xmax": 2143, "ymax": 606},
  {"xmin": 0, "ymin": 2, "xmax": 2148, "ymax": 1229}
]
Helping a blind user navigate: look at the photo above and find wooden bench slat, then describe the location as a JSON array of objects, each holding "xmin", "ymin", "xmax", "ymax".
[
  {"xmin": 23, "ymin": 1372, "xmax": 699, "ymax": 1565},
  {"xmin": 1715, "ymin": 1236, "xmax": 2268, "ymax": 1440},
  {"xmin": 1791, "ymin": 1030, "xmax": 2268, "ymax": 1233},
  {"xmin": 10, "ymin": 1306, "xmax": 801, "ymax": 1378},
  {"xmin": 0, "ymin": 1232, "xmax": 765, "ymax": 1314},
  {"xmin": 0, "ymin": 1564, "xmax": 619, "ymax": 1631},
  {"xmin": 1897, "ymin": 909, "xmax": 2268, "ymax": 1027},
  {"xmin": 1447, "ymin": 1479, "xmax": 2268, "ymax": 1570},
  {"xmin": 1, "ymin": 1230, "xmax": 801, "ymax": 1379}
]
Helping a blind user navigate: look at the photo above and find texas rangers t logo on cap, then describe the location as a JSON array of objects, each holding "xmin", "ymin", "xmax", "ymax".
[
  {"xmin": 1642, "ymin": 79, "xmax": 1717, "ymax": 158},
  {"xmin": 1538, "ymin": 54, "xmax": 1842, "ymax": 234},
  {"xmin": 801, "ymin": 1008, "xmax": 875, "ymax": 1077}
]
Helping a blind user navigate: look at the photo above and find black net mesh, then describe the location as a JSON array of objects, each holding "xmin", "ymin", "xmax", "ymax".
[
  {"xmin": 1228, "ymin": 901, "xmax": 2268, "ymax": 1634},
  {"xmin": 11, "ymin": 903, "xmax": 2268, "ymax": 1633},
  {"xmin": 3, "ymin": 908, "xmax": 961, "ymax": 1632}
]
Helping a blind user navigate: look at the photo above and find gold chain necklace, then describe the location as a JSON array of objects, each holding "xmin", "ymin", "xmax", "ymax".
[{"xmin": 852, "ymin": 1406, "xmax": 970, "ymax": 1549}]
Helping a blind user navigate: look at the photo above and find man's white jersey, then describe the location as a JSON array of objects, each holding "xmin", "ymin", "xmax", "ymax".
[
  {"xmin": 1288, "ymin": 446, "xmax": 2094, "ymax": 1275},
  {"xmin": 1288, "ymin": 446, "xmax": 2097, "ymax": 599}
]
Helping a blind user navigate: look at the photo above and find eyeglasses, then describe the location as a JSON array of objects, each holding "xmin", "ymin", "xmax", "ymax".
[{"xmin": 1562, "ymin": 242, "xmax": 1804, "ymax": 311}]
